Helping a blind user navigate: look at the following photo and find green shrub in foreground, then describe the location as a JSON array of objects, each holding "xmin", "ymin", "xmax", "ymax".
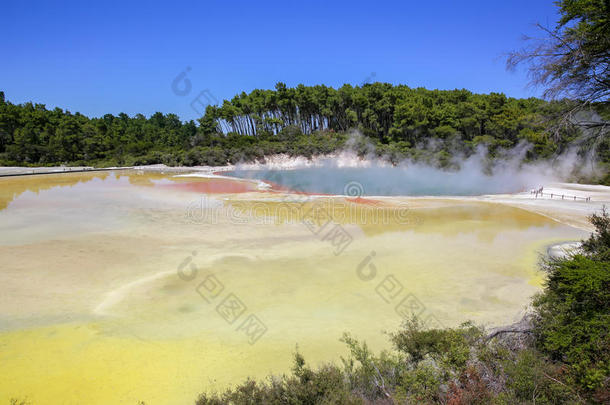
[{"xmin": 533, "ymin": 208, "xmax": 610, "ymax": 396}]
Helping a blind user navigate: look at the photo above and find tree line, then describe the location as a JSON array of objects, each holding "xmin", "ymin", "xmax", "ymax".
[
  {"xmin": 1, "ymin": 84, "xmax": 608, "ymax": 183},
  {"xmin": 204, "ymin": 82, "xmax": 554, "ymax": 143}
]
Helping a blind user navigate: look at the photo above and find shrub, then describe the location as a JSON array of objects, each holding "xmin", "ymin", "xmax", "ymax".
[
  {"xmin": 390, "ymin": 318, "xmax": 482, "ymax": 371},
  {"xmin": 533, "ymin": 208, "xmax": 610, "ymax": 393},
  {"xmin": 501, "ymin": 349, "xmax": 577, "ymax": 404},
  {"xmin": 195, "ymin": 352, "xmax": 360, "ymax": 405}
]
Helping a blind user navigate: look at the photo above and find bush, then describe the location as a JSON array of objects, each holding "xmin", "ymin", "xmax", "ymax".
[
  {"xmin": 500, "ymin": 349, "xmax": 577, "ymax": 404},
  {"xmin": 391, "ymin": 319, "xmax": 482, "ymax": 371},
  {"xmin": 195, "ymin": 351, "xmax": 360, "ymax": 405},
  {"xmin": 533, "ymin": 208, "xmax": 610, "ymax": 393}
]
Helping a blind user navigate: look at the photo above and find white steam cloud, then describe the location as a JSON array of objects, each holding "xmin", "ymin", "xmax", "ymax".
[{"xmin": 234, "ymin": 132, "xmax": 601, "ymax": 196}]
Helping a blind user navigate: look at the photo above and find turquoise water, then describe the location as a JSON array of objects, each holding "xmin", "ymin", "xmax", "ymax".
[{"xmin": 229, "ymin": 167, "xmax": 529, "ymax": 196}]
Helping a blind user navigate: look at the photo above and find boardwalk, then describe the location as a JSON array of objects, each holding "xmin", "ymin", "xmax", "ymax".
[{"xmin": 531, "ymin": 189, "xmax": 592, "ymax": 202}]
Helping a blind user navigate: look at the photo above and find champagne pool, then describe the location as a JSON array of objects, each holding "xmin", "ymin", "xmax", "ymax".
[
  {"xmin": 228, "ymin": 166, "xmax": 533, "ymax": 196},
  {"xmin": 0, "ymin": 170, "xmax": 586, "ymax": 405}
]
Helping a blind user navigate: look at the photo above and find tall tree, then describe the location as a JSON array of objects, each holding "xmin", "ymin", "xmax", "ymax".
[
  {"xmin": 507, "ymin": 0, "xmax": 610, "ymax": 156},
  {"xmin": 508, "ymin": 0, "xmax": 610, "ymax": 104}
]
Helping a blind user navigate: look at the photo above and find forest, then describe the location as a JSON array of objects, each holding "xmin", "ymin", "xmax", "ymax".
[{"xmin": 1, "ymin": 86, "xmax": 607, "ymax": 183}]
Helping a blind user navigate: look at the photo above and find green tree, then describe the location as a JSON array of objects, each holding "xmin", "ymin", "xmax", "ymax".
[{"xmin": 508, "ymin": 0, "xmax": 610, "ymax": 103}]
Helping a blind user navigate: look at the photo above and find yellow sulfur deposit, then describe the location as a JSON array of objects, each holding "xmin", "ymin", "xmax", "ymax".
[{"xmin": 0, "ymin": 171, "xmax": 585, "ymax": 405}]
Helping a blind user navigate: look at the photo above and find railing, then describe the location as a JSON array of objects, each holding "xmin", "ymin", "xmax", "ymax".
[{"xmin": 530, "ymin": 190, "xmax": 592, "ymax": 202}]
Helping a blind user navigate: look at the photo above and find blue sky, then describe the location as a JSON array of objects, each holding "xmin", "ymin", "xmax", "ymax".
[{"xmin": 2, "ymin": 0, "xmax": 560, "ymax": 121}]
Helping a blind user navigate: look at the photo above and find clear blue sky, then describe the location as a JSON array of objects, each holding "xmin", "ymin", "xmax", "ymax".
[{"xmin": 2, "ymin": 0, "xmax": 560, "ymax": 121}]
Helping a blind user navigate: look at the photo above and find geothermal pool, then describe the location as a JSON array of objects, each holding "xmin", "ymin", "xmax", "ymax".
[
  {"xmin": 0, "ymin": 170, "xmax": 586, "ymax": 405},
  {"xmin": 229, "ymin": 164, "xmax": 535, "ymax": 196}
]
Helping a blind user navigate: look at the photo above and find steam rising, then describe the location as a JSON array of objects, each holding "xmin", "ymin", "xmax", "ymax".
[{"xmin": 233, "ymin": 134, "xmax": 601, "ymax": 196}]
